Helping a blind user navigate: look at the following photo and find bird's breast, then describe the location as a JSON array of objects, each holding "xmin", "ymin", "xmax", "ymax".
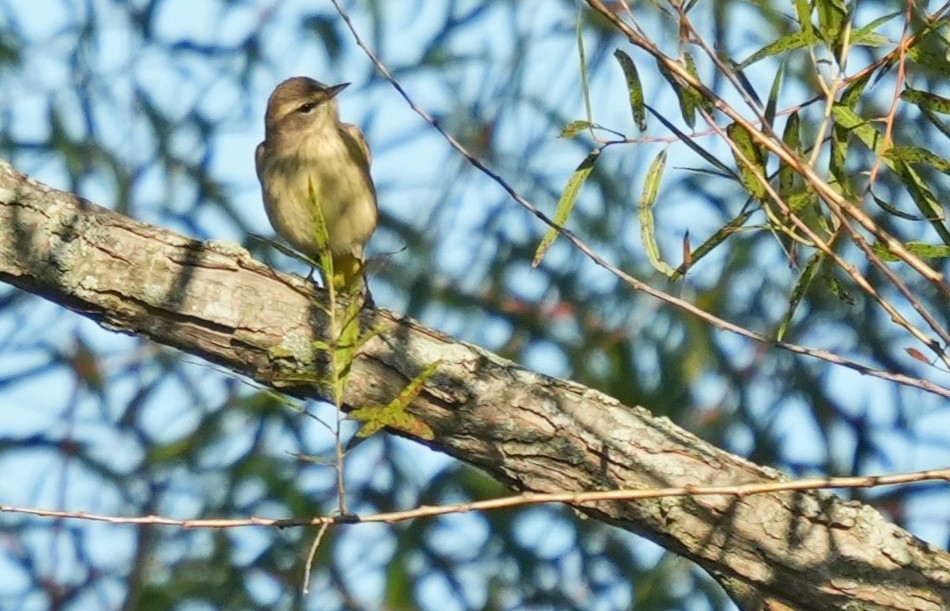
[{"xmin": 259, "ymin": 128, "xmax": 377, "ymax": 258}]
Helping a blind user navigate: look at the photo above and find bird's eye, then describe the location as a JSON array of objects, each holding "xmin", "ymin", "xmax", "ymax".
[{"xmin": 298, "ymin": 102, "xmax": 316, "ymax": 114}]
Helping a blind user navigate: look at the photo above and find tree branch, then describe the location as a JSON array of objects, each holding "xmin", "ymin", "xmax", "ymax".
[{"xmin": 1, "ymin": 160, "xmax": 948, "ymax": 610}]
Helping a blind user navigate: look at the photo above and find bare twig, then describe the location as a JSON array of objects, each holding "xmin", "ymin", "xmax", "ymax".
[
  {"xmin": 586, "ymin": 0, "xmax": 949, "ymax": 295},
  {"xmin": 327, "ymin": 0, "xmax": 950, "ymax": 398},
  {"xmin": 3, "ymin": 467, "xmax": 947, "ymax": 529},
  {"xmin": 302, "ymin": 522, "xmax": 331, "ymax": 594},
  {"xmin": 675, "ymin": 7, "xmax": 950, "ymax": 366}
]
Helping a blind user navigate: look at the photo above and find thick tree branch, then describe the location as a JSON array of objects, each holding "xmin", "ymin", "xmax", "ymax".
[{"xmin": 1, "ymin": 160, "xmax": 948, "ymax": 610}]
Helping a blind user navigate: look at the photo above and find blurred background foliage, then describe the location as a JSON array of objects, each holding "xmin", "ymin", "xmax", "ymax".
[{"xmin": 0, "ymin": 0, "xmax": 948, "ymax": 609}]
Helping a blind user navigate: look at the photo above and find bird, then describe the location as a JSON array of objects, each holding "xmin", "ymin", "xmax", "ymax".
[{"xmin": 255, "ymin": 76, "xmax": 378, "ymax": 300}]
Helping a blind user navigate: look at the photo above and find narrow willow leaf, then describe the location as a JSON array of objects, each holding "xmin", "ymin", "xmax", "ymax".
[
  {"xmin": 840, "ymin": 71, "xmax": 872, "ymax": 108},
  {"xmin": 726, "ymin": 122, "xmax": 768, "ymax": 201},
  {"xmin": 876, "ymin": 240, "xmax": 950, "ymax": 263},
  {"xmin": 851, "ymin": 11, "xmax": 900, "ymax": 47},
  {"xmin": 533, "ymin": 150, "xmax": 600, "ymax": 267},
  {"xmin": 816, "ymin": 0, "xmax": 846, "ymax": 48},
  {"xmin": 577, "ymin": 8, "xmax": 592, "ymax": 123},
  {"xmin": 901, "ymin": 88, "xmax": 950, "ymax": 115},
  {"xmin": 884, "ymin": 145, "xmax": 950, "ymax": 175},
  {"xmin": 907, "ymin": 44, "xmax": 950, "ymax": 78},
  {"xmin": 613, "ymin": 49, "xmax": 647, "ymax": 131},
  {"xmin": 906, "ymin": 242, "xmax": 950, "ymax": 259},
  {"xmin": 738, "ymin": 32, "xmax": 816, "ymax": 70},
  {"xmin": 764, "ymin": 60, "xmax": 786, "ymax": 127},
  {"xmin": 793, "ymin": 0, "xmax": 813, "ymax": 39},
  {"xmin": 893, "ymin": 160, "xmax": 950, "ymax": 244},
  {"xmin": 786, "ymin": 190, "xmax": 818, "ymax": 212},
  {"xmin": 870, "ymin": 191, "xmax": 922, "ymax": 221},
  {"xmin": 906, "ymin": 347, "xmax": 930, "ymax": 364},
  {"xmin": 683, "ymin": 0, "xmax": 701, "ymax": 12},
  {"xmin": 778, "ymin": 111, "xmax": 801, "ymax": 196},
  {"xmin": 672, "ymin": 203, "xmax": 757, "ymax": 280},
  {"xmin": 732, "ymin": 62, "xmax": 762, "ymax": 108},
  {"xmin": 656, "ymin": 59, "xmax": 695, "ymax": 128},
  {"xmin": 831, "ymin": 109, "xmax": 864, "ymax": 204},
  {"xmin": 648, "ymin": 105, "xmax": 736, "ymax": 178},
  {"xmin": 307, "ymin": 178, "xmax": 337, "ymax": 295},
  {"xmin": 560, "ymin": 120, "xmax": 592, "ymax": 138},
  {"xmin": 777, "ymin": 251, "xmax": 825, "ymax": 341},
  {"xmin": 681, "ymin": 230, "xmax": 692, "ymax": 270},
  {"xmin": 684, "ymin": 52, "xmax": 714, "ymax": 114},
  {"xmin": 871, "ymin": 242, "xmax": 900, "ymax": 262},
  {"xmin": 831, "ymin": 105, "xmax": 883, "ymax": 153},
  {"xmin": 823, "ymin": 268, "xmax": 855, "ymax": 305},
  {"xmin": 919, "ymin": 106, "xmax": 950, "ymax": 142},
  {"xmin": 896, "ymin": 161, "xmax": 945, "ymax": 220},
  {"xmin": 829, "ymin": 122, "xmax": 852, "ymax": 197},
  {"xmin": 830, "ymin": 105, "xmax": 874, "ymax": 198},
  {"xmin": 350, "ymin": 360, "xmax": 440, "ymax": 440},
  {"xmin": 639, "ymin": 149, "xmax": 675, "ymax": 277},
  {"xmin": 678, "ymin": 166, "xmax": 734, "ymax": 179},
  {"xmin": 851, "ymin": 32, "xmax": 889, "ymax": 47}
]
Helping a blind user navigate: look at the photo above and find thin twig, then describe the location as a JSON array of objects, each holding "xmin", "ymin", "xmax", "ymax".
[
  {"xmin": 586, "ymin": 0, "xmax": 949, "ymax": 294},
  {"xmin": 327, "ymin": 0, "xmax": 950, "ymax": 397},
  {"xmin": 676, "ymin": 7, "xmax": 950, "ymax": 366},
  {"xmin": 3, "ymin": 467, "xmax": 947, "ymax": 529},
  {"xmin": 302, "ymin": 522, "xmax": 331, "ymax": 594}
]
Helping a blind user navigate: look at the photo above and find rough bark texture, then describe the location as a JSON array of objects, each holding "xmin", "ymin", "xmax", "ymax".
[{"xmin": 1, "ymin": 160, "xmax": 948, "ymax": 610}]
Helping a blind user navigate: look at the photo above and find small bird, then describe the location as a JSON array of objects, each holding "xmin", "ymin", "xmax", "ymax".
[{"xmin": 256, "ymin": 76, "xmax": 378, "ymax": 299}]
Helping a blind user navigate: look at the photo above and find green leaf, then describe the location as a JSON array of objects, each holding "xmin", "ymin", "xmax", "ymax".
[
  {"xmin": 839, "ymin": 71, "xmax": 872, "ymax": 108},
  {"xmin": 907, "ymin": 37, "xmax": 950, "ymax": 78},
  {"xmin": 823, "ymin": 267, "xmax": 855, "ymax": 305},
  {"xmin": 831, "ymin": 105, "xmax": 883, "ymax": 153},
  {"xmin": 648, "ymin": 105, "xmax": 737, "ymax": 178},
  {"xmin": 656, "ymin": 59, "xmax": 695, "ymax": 128},
  {"xmin": 738, "ymin": 32, "xmax": 817, "ymax": 70},
  {"xmin": 730, "ymin": 60, "xmax": 762, "ymax": 108},
  {"xmin": 307, "ymin": 178, "xmax": 335, "ymax": 290},
  {"xmin": 828, "ymin": 104, "xmax": 868, "ymax": 200},
  {"xmin": 905, "ymin": 242, "xmax": 950, "ymax": 259},
  {"xmin": 726, "ymin": 122, "xmax": 768, "ymax": 201},
  {"xmin": 901, "ymin": 88, "xmax": 950, "ymax": 115},
  {"xmin": 786, "ymin": 190, "xmax": 819, "ymax": 213},
  {"xmin": 577, "ymin": 8, "xmax": 593, "ymax": 124},
  {"xmin": 349, "ymin": 361, "xmax": 440, "ymax": 440},
  {"xmin": 870, "ymin": 191, "xmax": 921, "ymax": 221},
  {"xmin": 919, "ymin": 106, "xmax": 950, "ymax": 142},
  {"xmin": 673, "ymin": 202, "xmax": 757, "ymax": 280},
  {"xmin": 884, "ymin": 145, "xmax": 950, "ymax": 175},
  {"xmin": 892, "ymin": 160, "xmax": 950, "ymax": 244},
  {"xmin": 533, "ymin": 150, "xmax": 600, "ymax": 266},
  {"xmin": 777, "ymin": 251, "xmax": 825, "ymax": 341},
  {"xmin": 778, "ymin": 111, "xmax": 801, "ymax": 197},
  {"xmin": 793, "ymin": 0, "xmax": 814, "ymax": 40},
  {"xmin": 815, "ymin": 0, "xmax": 847, "ymax": 48},
  {"xmin": 851, "ymin": 11, "xmax": 900, "ymax": 47},
  {"xmin": 764, "ymin": 60, "xmax": 786, "ymax": 127},
  {"xmin": 639, "ymin": 150, "xmax": 675, "ymax": 277},
  {"xmin": 613, "ymin": 49, "xmax": 647, "ymax": 132},
  {"xmin": 871, "ymin": 243, "xmax": 900, "ymax": 262},
  {"xmin": 684, "ymin": 52, "xmax": 714, "ymax": 115},
  {"xmin": 560, "ymin": 120, "xmax": 593, "ymax": 138}
]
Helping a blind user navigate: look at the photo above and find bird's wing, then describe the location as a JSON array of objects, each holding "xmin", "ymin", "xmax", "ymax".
[
  {"xmin": 254, "ymin": 141, "xmax": 267, "ymax": 181},
  {"xmin": 342, "ymin": 123, "xmax": 372, "ymax": 167}
]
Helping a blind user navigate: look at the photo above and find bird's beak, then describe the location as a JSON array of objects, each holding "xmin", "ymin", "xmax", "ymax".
[{"xmin": 327, "ymin": 82, "xmax": 350, "ymax": 98}]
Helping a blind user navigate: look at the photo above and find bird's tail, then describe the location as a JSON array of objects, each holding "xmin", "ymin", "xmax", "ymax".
[{"xmin": 330, "ymin": 252, "xmax": 372, "ymax": 305}]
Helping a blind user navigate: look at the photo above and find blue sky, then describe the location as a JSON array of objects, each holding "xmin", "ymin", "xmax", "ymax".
[{"xmin": 1, "ymin": 0, "xmax": 949, "ymax": 608}]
